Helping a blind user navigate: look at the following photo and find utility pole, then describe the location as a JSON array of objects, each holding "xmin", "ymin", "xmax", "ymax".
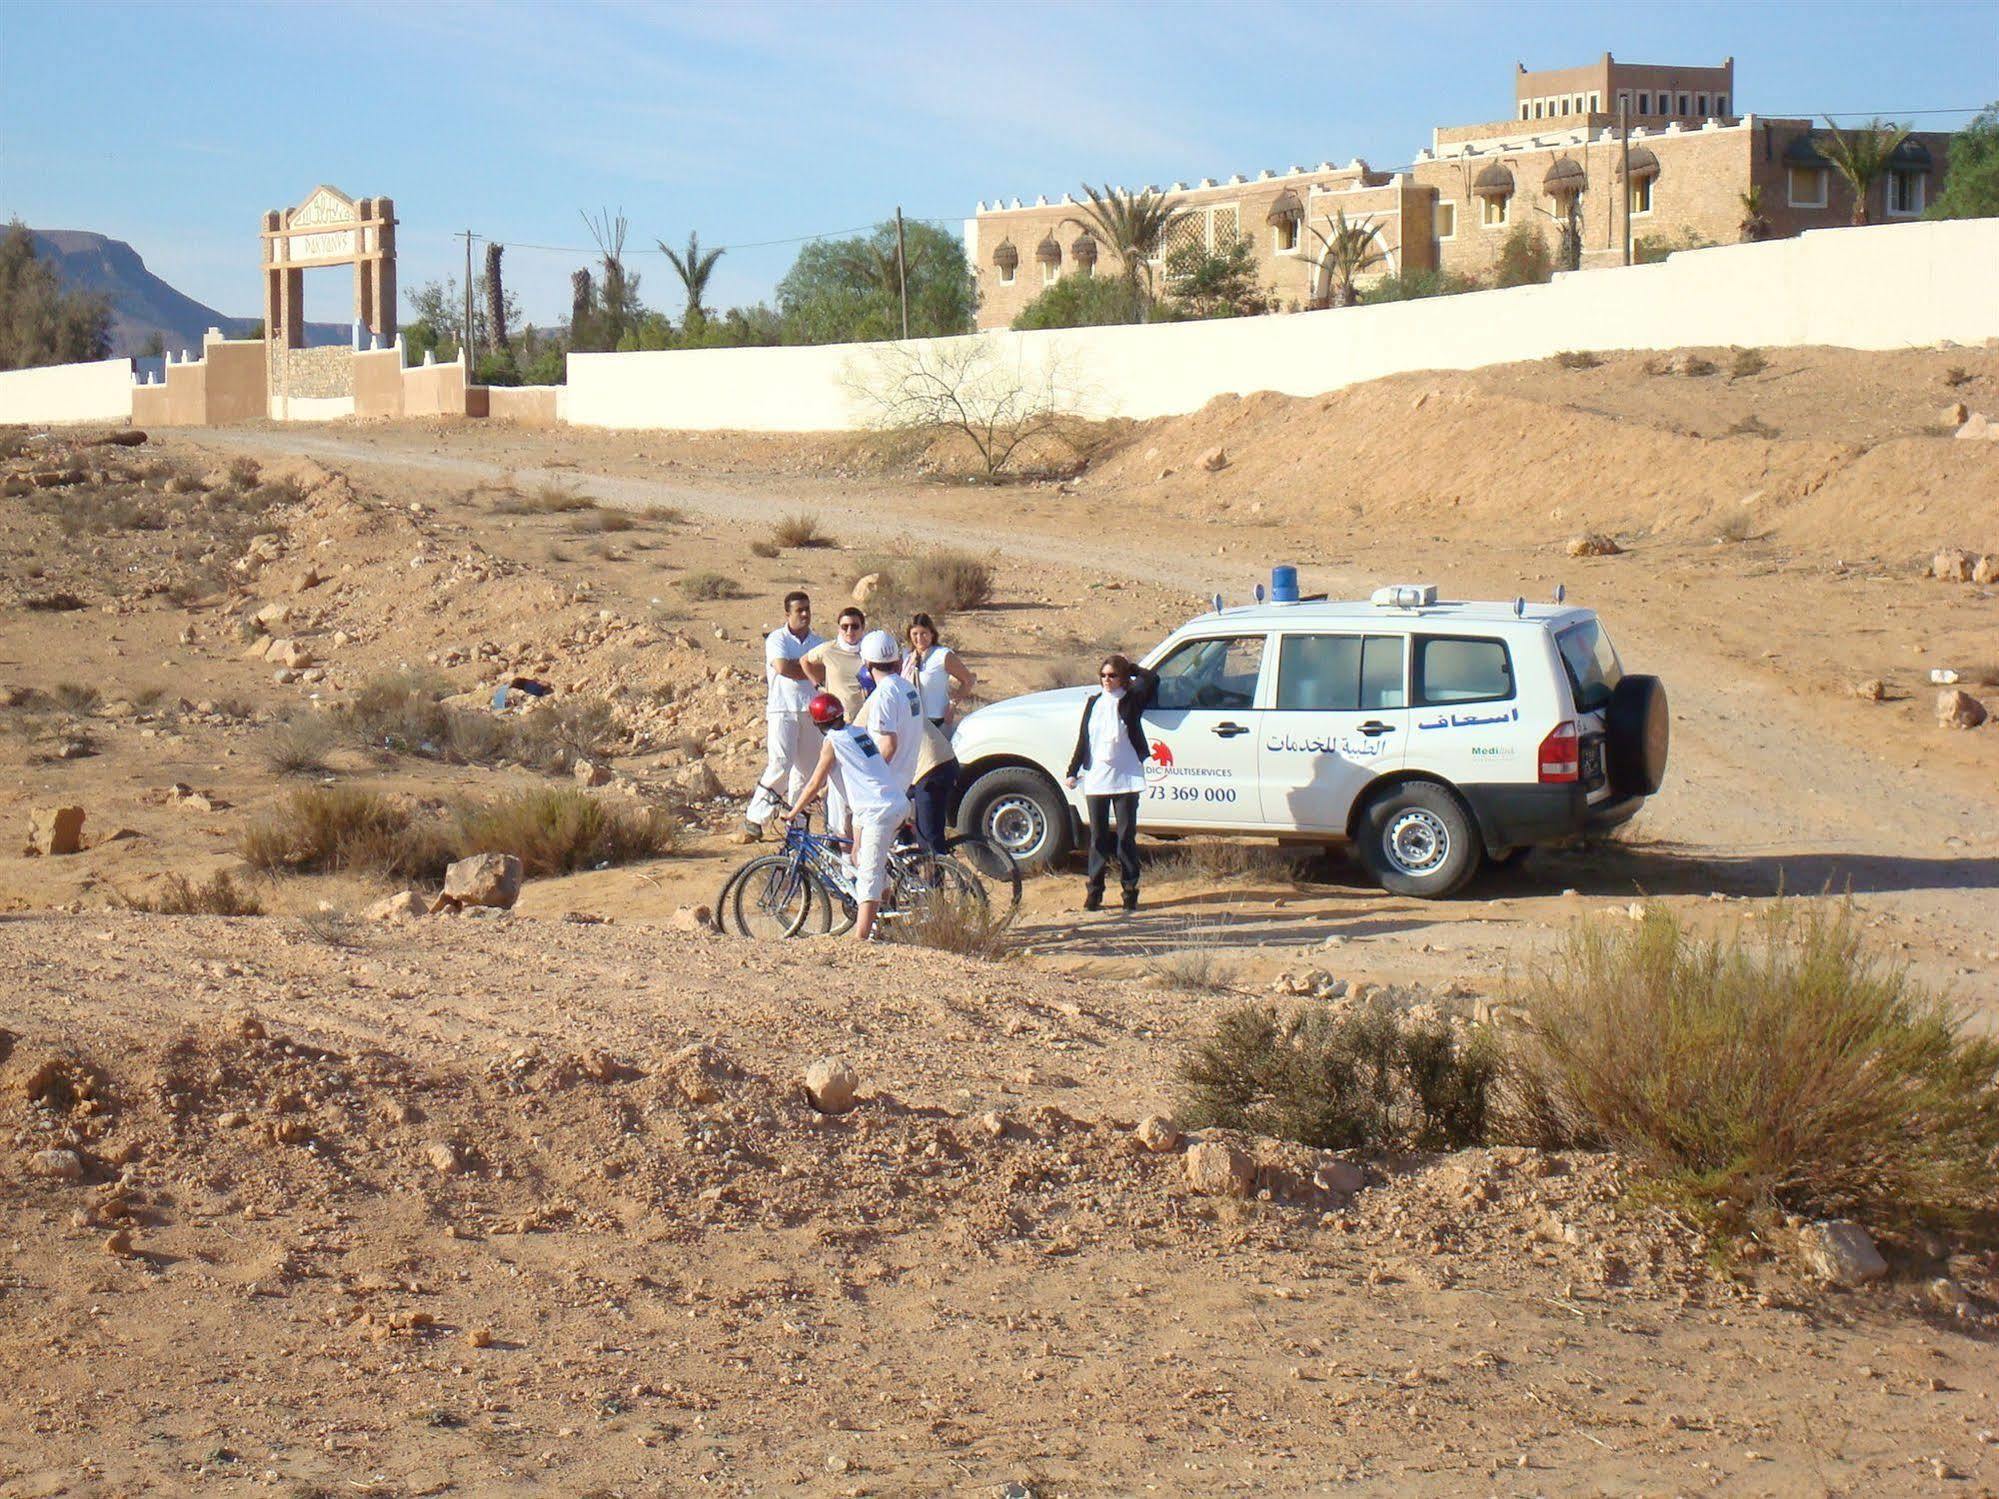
[
  {"xmin": 458, "ymin": 230, "xmax": 476, "ymax": 362},
  {"xmin": 1618, "ymin": 98, "xmax": 1632, "ymax": 267},
  {"xmin": 894, "ymin": 207, "xmax": 910, "ymax": 341}
]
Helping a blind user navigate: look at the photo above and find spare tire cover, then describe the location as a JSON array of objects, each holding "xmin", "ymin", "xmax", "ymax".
[{"xmin": 1605, "ymin": 674, "xmax": 1669, "ymax": 795}]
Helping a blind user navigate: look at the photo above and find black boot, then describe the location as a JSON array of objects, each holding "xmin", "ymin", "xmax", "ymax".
[
  {"xmin": 1082, "ymin": 884, "xmax": 1103, "ymax": 913},
  {"xmin": 1121, "ymin": 886, "xmax": 1140, "ymax": 915}
]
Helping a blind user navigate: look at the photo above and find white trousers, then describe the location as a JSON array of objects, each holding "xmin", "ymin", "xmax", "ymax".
[
  {"xmin": 851, "ymin": 806, "xmax": 905, "ymax": 903},
  {"xmin": 747, "ymin": 710, "xmax": 821, "ymax": 824}
]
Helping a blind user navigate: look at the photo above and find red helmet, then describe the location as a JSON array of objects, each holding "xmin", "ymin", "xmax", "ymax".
[{"xmin": 807, "ymin": 692, "xmax": 845, "ymax": 728}]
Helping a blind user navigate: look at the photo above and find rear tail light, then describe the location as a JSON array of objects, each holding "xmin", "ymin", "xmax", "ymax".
[{"xmin": 1538, "ymin": 720, "xmax": 1580, "ymax": 783}]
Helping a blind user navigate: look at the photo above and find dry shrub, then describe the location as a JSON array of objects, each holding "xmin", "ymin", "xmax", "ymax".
[
  {"xmin": 1724, "ymin": 414, "xmax": 1779, "ymax": 439},
  {"xmin": 1181, "ymin": 1001, "xmax": 1498, "ymax": 1151},
  {"xmin": 771, "ymin": 512, "xmax": 833, "ymax": 549},
  {"xmin": 891, "ymin": 892, "xmax": 1018, "ymax": 962},
  {"xmin": 853, "ymin": 549, "xmax": 995, "ymax": 618},
  {"xmin": 51, "ymin": 682, "xmax": 100, "ymax": 713},
  {"xmin": 1145, "ymin": 944, "xmax": 1239, "ymax": 995},
  {"xmin": 1554, "ymin": 350, "xmax": 1600, "ymax": 370},
  {"xmin": 511, "ymin": 699, "xmax": 618, "ymax": 772},
  {"xmin": 1514, "ymin": 905, "xmax": 1999, "ymax": 1230},
  {"xmin": 677, "ymin": 571, "xmax": 744, "ymax": 601},
  {"xmin": 570, "ymin": 508, "xmax": 636, "ymax": 533},
  {"xmin": 122, "ymin": 871, "xmax": 263, "ymax": 916},
  {"xmin": 1681, "ymin": 355, "xmax": 1718, "ymax": 378},
  {"xmin": 1155, "ymin": 839, "xmax": 1306, "ymax": 883},
  {"xmin": 1941, "ymin": 365, "xmax": 1971, "ymax": 388},
  {"xmin": 1730, "ymin": 347, "xmax": 1769, "ymax": 380},
  {"xmin": 262, "ymin": 715, "xmax": 336, "ymax": 776},
  {"xmin": 495, "ymin": 481, "xmax": 594, "ymax": 515},
  {"xmin": 748, "ymin": 538, "xmax": 780, "ymax": 559},
  {"xmin": 338, "ymin": 677, "xmax": 613, "ymax": 771},
  {"xmin": 241, "ymin": 786, "xmax": 675, "ymax": 883},
  {"xmin": 226, "ymin": 456, "xmax": 261, "ymax": 488},
  {"xmin": 24, "ymin": 592, "xmax": 87, "ymax": 613},
  {"xmin": 1712, "ymin": 510, "xmax": 1761, "ymax": 544}
]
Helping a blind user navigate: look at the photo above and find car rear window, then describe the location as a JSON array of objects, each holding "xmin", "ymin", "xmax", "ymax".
[
  {"xmin": 1555, "ymin": 618, "xmax": 1623, "ymax": 712},
  {"xmin": 1413, "ymin": 636, "xmax": 1513, "ymax": 706}
]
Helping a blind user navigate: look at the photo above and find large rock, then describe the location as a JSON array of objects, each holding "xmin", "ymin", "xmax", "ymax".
[
  {"xmin": 804, "ymin": 1056, "xmax": 859, "ymax": 1115},
  {"xmin": 670, "ymin": 759, "xmax": 724, "ymax": 799},
  {"xmin": 851, "ymin": 573, "xmax": 881, "ymax": 607},
  {"xmin": 1184, "ymin": 1139, "xmax": 1255, "ymax": 1197},
  {"xmin": 1135, "ymin": 1114, "xmax": 1181, "ymax": 1153},
  {"xmin": 1954, "ymin": 411, "xmax": 1993, "ymax": 441},
  {"xmin": 27, "ymin": 1148, "xmax": 84, "ymax": 1181},
  {"xmin": 366, "ymin": 891, "xmax": 428, "ymax": 923},
  {"xmin": 1938, "ymin": 689, "xmax": 1988, "ymax": 730},
  {"xmin": 1932, "ymin": 548, "xmax": 1975, "ymax": 582},
  {"xmin": 1566, "ymin": 532, "xmax": 1623, "ymax": 558},
  {"xmin": 573, "ymin": 759, "xmax": 612, "ymax": 787},
  {"xmin": 1799, "ymin": 1220, "xmax": 1887, "ymax": 1287},
  {"xmin": 1198, "ymin": 445, "xmax": 1229, "ymax": 473},
  {"xmin": 441, "ymin": 853, "xmax": 523, "ymax": 909},
  {"xmin": 1974, "ymin": 555, "xmax": 1999, "ymax": 586},
  {"xmin": 27, "ymin": 806, "xmax": 85, "ymax": 857}
]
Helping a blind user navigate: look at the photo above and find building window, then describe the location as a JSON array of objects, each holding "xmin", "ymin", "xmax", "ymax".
[
  {"xmin": 1533, "ymin": 100, "xmax": 1543, "ymax": 119},
  {"xmin": 1677, "ymin": 92, "xmax": 1690, "ymax": 115},
  {"xmin": 1273, "ymin": 215, "xmax": 1300, "ymax": 254},
  {"xmin": 1888, "ymin": 170, "xmax": 1926, "ymax": 216},
  {"xmin": 1637, "ymin": 92, "xmax": 1650, "ymax": 115},
  {"xmin": 1589, "ymin": 91, "xmax": 1601, "ymax": 112},
  {"xmin": 1520, "ymin": 103, "xmax": 1530, "ymax": 121},
  {"xmin": 1042, "ymin": 261, "xmax": 1058, "ymax": 286},
  {"xmin": 1696, "ymin": 92, "xmax": 1709, "ymax": 116},
  {"xmin": 1481, "ymin": 193, "xmax": 1510, "ymax": 228},
  {"xmin": 1629, "ymin": 176, "xmax": 1654, "ymax": 216},
  {"xmin": 1434, "ymin": 200, "xmax": 1457, "ymax": 241},
  {"xmin": 1788, "ymin": 165, "xmax": 1829, "ymax": 209},
  {"xmin": 1715, "ymin": 94, "xmax": 1728, "ymax": 116}
]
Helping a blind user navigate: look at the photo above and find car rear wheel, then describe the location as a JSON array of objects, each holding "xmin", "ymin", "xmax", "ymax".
[
  {"xmin": 1356, "ymin": 782, "xmax": 1481, "ymax": 898},
  {"xmin": 958, "ymin": 767, "xmax": 1072, "ymax": 874}
]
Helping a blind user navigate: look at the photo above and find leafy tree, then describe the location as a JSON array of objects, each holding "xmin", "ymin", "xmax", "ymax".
[
  {"xmin": 1162, "ymin": 236, "xmax": 1271, "ymax": 319},
  {"xmin": 1304, "ymin": 210, "xmax": 1387, "ymax": 308},
  {"xmin": 1010, "ymin": 275, "xmax": 1145, "ymax": 330},
  {"xmin": 1358, "ymin": 267, "xmax": 1480, "ymax": 304},
  {"xmin": 1819, "ymin": 116, "xmax": 1913, "ymax": 226},
  {"xmin": 1493, "ymin": 224, "xmax": 1553, "ymax": 287},
  {"xmin": 661, "ymin": 231, "xmax": 725, "ymax": 320},
  {"xmin": 1928, "ymin": 102, "xmax": 1999, "ymax": 219},
  {"xmin": 1062, "ymin": 184, "xmax": 1189, "ymax": 315},
  {"xmin": 776, "ymin": 220, "xmax": 974, "ymax": 344},
  {"xmin": 0, "ymin": 221, "xmax": 112, "ymax": 370},
  {"xmin": 616, "ymin": 311, "xmax": 674, "ymax": 352},
  {"xmin": 678, "ymin": 303, "xmax": 784, "ymax": 348},
  {"xmin": 1738, "ymin": 185, "xmax": 1773, "ymax": 242},
  {"xmin": 139, "ymin": 331, "xmax": 166, "ymax": 359},
  {"xmin": 402, "ymin": 274, "xmax": 519, "ymax": 364}
]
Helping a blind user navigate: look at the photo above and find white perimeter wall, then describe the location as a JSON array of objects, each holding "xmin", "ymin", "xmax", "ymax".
[
  {"xmin": 0, "ymin": 358, "xmax": 135, "ymax": 426},
  {"xmin": 565, "ymin": 218, "xmax": 1999, "ymax": 433}
]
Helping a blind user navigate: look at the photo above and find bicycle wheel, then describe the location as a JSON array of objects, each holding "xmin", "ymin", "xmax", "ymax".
[
  {"xmin": 813, "ymin": 861, "xmax": 859, "ymax": 938},
  {"xmin": 944, "ymin": 832, "xmax": 1022, "ymax": 923},
  {"xmin": 891, "ymin": 853, "xmax": 988, "ymax": 922},
  {"xmin": 730, "ymin": 855, "xmax": 818, "ymax": 940}
]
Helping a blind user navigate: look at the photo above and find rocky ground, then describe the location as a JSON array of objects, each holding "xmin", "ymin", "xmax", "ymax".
[{"xmin": 3, "ymin": 343, "xmax": 1998, "ymax": 1494}]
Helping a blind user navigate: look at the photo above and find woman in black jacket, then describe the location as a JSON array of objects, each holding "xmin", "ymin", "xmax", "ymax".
[{"xmin": 1063, "ymin": 654, "xmax": 1159, "ymax": 913}]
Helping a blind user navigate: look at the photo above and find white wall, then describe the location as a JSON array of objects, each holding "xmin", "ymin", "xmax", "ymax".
[
  {"xmin": 564, "ymin": 217, "xmax": 1999, "ymax": 433},
  {"xmin": 0, "ymin": 358, "xmax": 135, "ymax": 426}
]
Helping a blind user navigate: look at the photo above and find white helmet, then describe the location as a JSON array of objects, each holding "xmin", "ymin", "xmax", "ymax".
[{"xmin": 860, "ymin": 628, "xmax": 900, "ymax": 665}]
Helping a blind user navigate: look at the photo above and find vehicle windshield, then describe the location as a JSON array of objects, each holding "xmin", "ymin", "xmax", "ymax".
[{"xmin": 1555, "ymin": 618, "xmax": 1623, "ymax": 713}]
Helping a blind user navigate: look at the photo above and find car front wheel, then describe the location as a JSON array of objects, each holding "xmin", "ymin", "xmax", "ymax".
[
  {"xmin": 1356, "ymin": 782, "xmax": 1481, "ymax": 898},
  {"xmin": 957, "ymin": 767, "xmax": 1073, "ymax": 874}
]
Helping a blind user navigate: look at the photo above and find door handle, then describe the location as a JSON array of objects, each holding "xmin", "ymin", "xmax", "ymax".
[
  {"xmin": 1211, "ymin": 721, "xmax": 1250, "ymax": 738},
  {"xmin": 1358, "ymin": 720, "xmax": 1397, "ymax": 737}
]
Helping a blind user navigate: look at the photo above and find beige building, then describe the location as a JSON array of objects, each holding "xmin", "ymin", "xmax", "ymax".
[{"xmin": 968, "ymin": 55, "xmax": 1951, "ymax": 329}]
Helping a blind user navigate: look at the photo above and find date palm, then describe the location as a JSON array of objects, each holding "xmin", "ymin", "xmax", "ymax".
[
  {"xmin": 659, "ymin": 231, "xmax": 725, "ymax": 321},
  {"xmin": 1819, "ymin": 117, "xmax": 1913, "ymax": 226},
  {"xmin": 1305, "ymin": 210, "xmax": 1386, "ymax": 308},
  {"xmin": 1063, "ymin": 183, "xmax": 1189, "ymax": 314},
  {"xmin": 1737, "ymin": 185, "xmax": 1772, "ymax": 242}
]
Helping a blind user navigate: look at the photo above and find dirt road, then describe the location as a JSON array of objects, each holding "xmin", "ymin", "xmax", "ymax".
[{"xmin": 179, "ymin": 420, "xmax": 1999, "ymax": 1026}]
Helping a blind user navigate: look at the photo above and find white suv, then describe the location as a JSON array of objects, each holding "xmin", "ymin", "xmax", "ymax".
[{"xmin": 950, "ymin": 581, "xmax": 1668, "ymax": 898}]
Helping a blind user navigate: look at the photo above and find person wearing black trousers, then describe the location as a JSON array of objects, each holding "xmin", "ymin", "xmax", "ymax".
[{"xmin": 1063, "ymin": 653, "xmax": 1159, "ymax": 914}]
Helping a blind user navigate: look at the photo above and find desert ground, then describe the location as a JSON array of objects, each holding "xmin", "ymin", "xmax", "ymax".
[{"xmin": 3, "ymin": 343, "xmax": 1997, "ymax": 1495}]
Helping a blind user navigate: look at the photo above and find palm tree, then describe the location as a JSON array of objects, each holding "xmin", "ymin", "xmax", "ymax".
[
  {"xmin": 1818, "ymin": 117, "xmax": 1913, "ymax": 226},
  {"xmin": 1737, "ymin": 185, "xmax": 1772, "ymax": 242},
  {"xmin": 1062, "ymin": 183, "xmax": 1190, "ymax": 314},
  {"xmin": 659, "ymin": 231, "xmax": 725, "ymax": 321},
  {"xmin": 1304, "ymin": 210, "xmax": 1386, "ymax": 308}
]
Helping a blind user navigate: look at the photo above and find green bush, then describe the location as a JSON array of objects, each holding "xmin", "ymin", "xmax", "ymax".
[
  {"xmin": 1516, "ymin": 905, "xmax": 1999, "ymax": 1230},
  {"xmin": 1358, "ymin": 267, "xmax": 1480, "ymax": 304},
  {"xmin": 1180, "ymin": 1001, "xmax": 1498, "ymax": 1151},
  {"xmin": 1928, "ymin": 102, "xmax": 1999, "ymax": 219},
  {"xmin": 1011, "ymin": 275, "xmax": 1146, "ymax": 330},
  {"xmin": 1493, "ymin": 226, "xmax": 1553, "ymax": 288}
]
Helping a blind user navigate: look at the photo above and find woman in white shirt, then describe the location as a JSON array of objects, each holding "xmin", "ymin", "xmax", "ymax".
[
  {"xmin": 1062, "ymin": 653, "xmax": 1159, "ymax": 914},
  {"xmin": 901, "ymin": 613, "xmax": 976, "ymax": 730}
]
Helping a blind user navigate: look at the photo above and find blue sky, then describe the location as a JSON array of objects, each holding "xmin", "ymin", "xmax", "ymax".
[{"xmin": 2, "ymin": 0, "xmax": 1992, "ymax": 327}]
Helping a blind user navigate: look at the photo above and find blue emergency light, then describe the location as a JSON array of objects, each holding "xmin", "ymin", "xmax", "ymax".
[{"xmin": 1270, "ymin": 564, "xmax": 1300, "ymax": 603}]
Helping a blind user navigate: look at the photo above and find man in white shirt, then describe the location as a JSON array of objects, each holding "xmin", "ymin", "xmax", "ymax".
[
  {"xmin": 746, "ymin": 591, "xmax": 825, "ymax": 833},
  {"xmin": 794, "ymin": 692, "xmax": 907, "ymax": 941},
  {"xmin": 858, "ymin": 629, "xmax": 924, "ymax": 794}
]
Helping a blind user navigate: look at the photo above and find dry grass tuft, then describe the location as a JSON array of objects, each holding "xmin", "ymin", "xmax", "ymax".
[
  {"xmin": 495, "ymin": 481, "xmax": 595, "ymax": 515},
  {"xmin": 1145, "ymin": 943, "xmax": 1240, "ymax": 995},
  {"xmin": 262, "ymin": 716, "xmax": 337, "ymax": 776},
  {"xmin": 1554, "ymin": 350, "xmax": 1601, "ymax": 370},
  {"xmin": 771, "ymin": 512, "xmax": 834, "ymax": 549},
  {"xmin": 748, "ymin": 538, "xmax": 780, "ymax": 559},
  {"xmin": 891, "ymin": 893, "xmax": 1019, "ymax": 962},
  {"xmin": 853, "ymin": 549, "xmax": 995, "ymax": 619},
  {"xmin": 1512, "ymin": 903, "xmax": 1999, "ymax": 1231},
  {"xmin": 51, "ymin": 682, "xmax": 101, "ymax": 713},
  {"xmin": 1180, "ymin": 1001, "xmax": 1497, "ymax": 1151},
  {"xmin": 1711, "ymin": 510, "xmax": 1761, "ymax": 544},
  {"xmin": 1154, "ymin": 839, "xmax": 1307, "ymax": 883},
  {"xmin": 1729, "ymin": 347, "xmax": 1769, "ymax": 380},
  {"xmin": 570, "ymin": 508, "xmax": 636, "ymax": 533},
  {"xmin": 677, "ymin": 571, "xmax": 744, "ymax": 601},
  {"xmin": 121, "ymin": 871, "xmax": 264, "ymax": 916}
]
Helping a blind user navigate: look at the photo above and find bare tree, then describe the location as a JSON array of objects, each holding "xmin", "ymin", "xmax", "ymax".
[
  {"xmin": 580, "ymin": 208, "xmax": 642, "ymax": 347},
  {"xmin": 844, "ymin": 338, "xmax": 1085, "ymax": 478}
]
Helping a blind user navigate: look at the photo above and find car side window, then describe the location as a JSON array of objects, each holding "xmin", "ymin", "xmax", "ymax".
[
  {"xmin": 1276, "ymin": 634, "xmax": 1406, "ymax": 711},
  {"xmin": 1413, "ymin": 635, "xmax": 1513, "ymax": 706},
  {"xmin": 1152, "ymin": 635, "xmax": 1267, "ymax": 711}
]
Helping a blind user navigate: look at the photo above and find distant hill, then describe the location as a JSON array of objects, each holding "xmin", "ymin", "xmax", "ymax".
[{"xmin": 28, "ymin": 229, "xmax": 349, "ymax": 358}]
